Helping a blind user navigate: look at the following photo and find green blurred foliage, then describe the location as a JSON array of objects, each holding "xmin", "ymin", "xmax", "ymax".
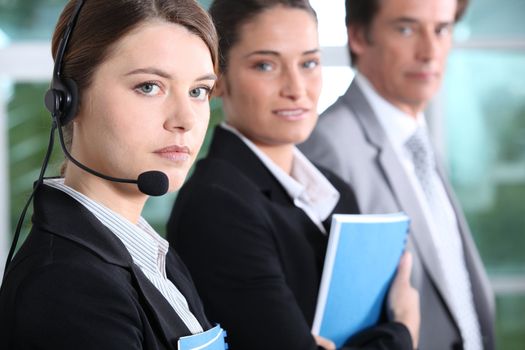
[
  {"xmin": 8, "ymin": 83, "xmax": 63, "ymax": 248},
  {"xmin": 496, "ymin": 294, "xmax": 525, "ymax": 350},
  {"xmin": 466, "ymin": 184, "xmax": 525, "ymax": 274}
]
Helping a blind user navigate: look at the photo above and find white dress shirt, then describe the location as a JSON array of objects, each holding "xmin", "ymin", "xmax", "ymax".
[
  {"xmin": 45, "ymin": 178, "xmax": 204, "ymax": 334},
  {"xmin": 221, "ymin": 123, "xmax": 340, "ymax": 234}
]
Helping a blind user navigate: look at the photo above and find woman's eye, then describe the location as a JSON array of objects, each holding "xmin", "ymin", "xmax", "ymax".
[
  {"xmin": 135, "ymin": 82, "xmax": 161, "ymax": 96},
  {"xmin": 303, "ymin": 59, "xmax": 319, "ymax": 69},
  {"xmin": 254, "ymin": 62, "xmax": 273, "ymax": 72},
  {"xmin": 189, "ymin": 87, "xmax": 211, "ymax": 100}
]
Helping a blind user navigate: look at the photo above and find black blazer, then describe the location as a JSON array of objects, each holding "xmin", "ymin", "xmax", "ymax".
[
  {"xmin": 0, "ymin": 183, "xmax": 211, "ymax": 350},
  {"xmin": 168, "ymin": 127, "xmax": 412, "ymax": 350}
]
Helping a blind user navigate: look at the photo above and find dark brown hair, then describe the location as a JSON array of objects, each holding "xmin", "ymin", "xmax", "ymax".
[
  {"xmin": 345, "ymin": 0, "xmax": 470, "ymax": 65},
  {"xmin": 52, "ymin": 0, "xmax": 218, "ymax": 174},
  {"xmin": 209, "ymin": 0, "xmax": 317, "ymax": 72}
]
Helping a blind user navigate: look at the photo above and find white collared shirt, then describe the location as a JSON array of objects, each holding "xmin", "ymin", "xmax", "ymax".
[
  {"xmin": 45, "ymin": 178, "xmax": 204, "ymax": 334},
  {"xmin": 221, "ymin": 123, "xmax": 340, "ymax": 234},
  {"xmin": 355, "ymin": 73, "xmax": 457, "ymax": 248}
]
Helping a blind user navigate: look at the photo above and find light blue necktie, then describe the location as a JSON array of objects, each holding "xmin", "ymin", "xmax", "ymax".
[{"xmin": 405, "ymin": 127, "xmax": 483, "ymax": 350}]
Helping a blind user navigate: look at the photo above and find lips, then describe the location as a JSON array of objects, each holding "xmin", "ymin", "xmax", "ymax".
[
  {"xmin": 154, "ymin": 145, "xmax": 191, "ymax": 162},
  {"xmin": 406, "ymin": 71, "xmax": 438, "ymax": 80},
  {"xmin": 273, "ymin": 108, "xmax": 310, "ymax": 120}
]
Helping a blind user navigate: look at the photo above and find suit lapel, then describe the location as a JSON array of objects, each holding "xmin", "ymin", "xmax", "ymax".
[
  {"xmin": 209, "ymin": 127, "xmax": 297, "ymax": 206},
  {"xmin": 165, "ymin": 253, "xmax": 212, "ymax": 329},
  {"xmin": 208, "ymin": 126, "xmax": 326, "ymax": 232},
  {"xmin": 34, "ymin": 184, "xmax": 206, "ymax": 346},
  {"xmin": 344, "ymin": 82, "xmax": 460, "ymax": 325},
  {"xmin": 130, "ymin": 265, "xmax": 191, "ymax": 342}
]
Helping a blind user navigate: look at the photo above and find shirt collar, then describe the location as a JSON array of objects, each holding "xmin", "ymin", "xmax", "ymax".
[
  {"xmin": 220, "ymin": 123, "xmax": 340, "ymax": 221},
  {"xmin": 44, "ymin": 178, "xmax": 169, "ymax": 276},
  {"xmin": 355, "ymin": 73, "xmax": 427, "ymax": 148}
]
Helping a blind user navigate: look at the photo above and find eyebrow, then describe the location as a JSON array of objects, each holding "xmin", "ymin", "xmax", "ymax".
[
  {"xmin": 390, "ymin": 17, "xmax": 453, "ymax": 25},
  {"xmin": 244, "ymin": 48, "xmax": 320, "ymax": 58},
  {"xmin": 125, "ymin": 67, "xmax": 217, "ymax": 82}
]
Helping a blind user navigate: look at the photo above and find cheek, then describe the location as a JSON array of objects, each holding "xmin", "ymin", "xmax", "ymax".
[
  {"xmin": 193, "ymin": 106, "xmax": 211, "ymax": 140},
  {"xmin": 237, "ymin": 77, "xmax": 270, "ymax": 108},
  {"xmin": 308, "ymin": 74, "xmax": 323, "ymax": 102}
]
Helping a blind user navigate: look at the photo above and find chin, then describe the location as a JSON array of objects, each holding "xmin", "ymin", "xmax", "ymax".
[
  {"xmin": 167, "ymin": 171, "xmax": 191, "ymax": 192},
  {"xmin": 168, "ymin": 181, "xmax": 185, "ymax": 193},
  {"xmin": 292, "ymin": 129, "xmax": 315, "ymax": 145}
]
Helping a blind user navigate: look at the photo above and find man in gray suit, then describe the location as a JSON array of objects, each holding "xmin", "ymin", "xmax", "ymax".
[{"xmin": 300, "ymin": 0, "xmax": 495, "ymax": 349}]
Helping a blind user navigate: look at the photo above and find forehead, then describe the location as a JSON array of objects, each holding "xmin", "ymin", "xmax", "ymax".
[
  {"xmin": 234, "ymin": 6, "xmax": 318, "ymax": 52},
  {"xmin": 103, "ymin": 21, "xmax": 213, "ymax": 76},
  {"xmin": 376, "ymin": 0, "xmax": 457, "ymax": 22}
]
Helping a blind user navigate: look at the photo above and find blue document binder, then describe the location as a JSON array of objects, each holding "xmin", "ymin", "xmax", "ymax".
[
  {"xmin": 177, "ymin": 324, "xmax": 227, "ymax": 350},
  {"xmin": 312, "ymin": 213, "xmax": 410, "ymax": 348}
]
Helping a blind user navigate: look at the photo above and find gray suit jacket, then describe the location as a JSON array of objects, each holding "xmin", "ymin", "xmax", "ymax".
[{"xmin": 300, "ymin": 81, "xmax": 495, "ymax": 350}]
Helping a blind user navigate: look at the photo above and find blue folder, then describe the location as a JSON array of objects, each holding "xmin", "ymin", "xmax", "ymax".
[
  {"xmin": 312, "ymin": 213, "xmax": 410, "ymax": 348},
  {"xmin": 177, "ymin": 324, "xmax": 227, "ymax": 350}
]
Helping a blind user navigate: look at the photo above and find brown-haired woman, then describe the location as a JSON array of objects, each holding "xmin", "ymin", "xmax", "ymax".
[
  {"xmin": 168, "ymin": 0, "xmax": 419, "ymax": 349},
  {"xmin": 0, "ymin": 0, "xmax": 222, "ymax": 349}
]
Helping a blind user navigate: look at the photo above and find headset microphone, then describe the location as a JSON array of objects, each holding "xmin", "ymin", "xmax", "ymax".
[{"xmin": 54, "ymin": 117, "xmax": 169, "ymax": 197}]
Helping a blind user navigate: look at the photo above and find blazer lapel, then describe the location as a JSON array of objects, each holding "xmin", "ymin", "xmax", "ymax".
[
  {"xmin": 209, "ymin": 127, "xmax": 296, "ymax": 206},
  {"xmin": 344, "ymin": 82, "xmax": 460, "ymax": 325},
  {"xmin": 208, "ymin": 126, "xmax": 327, "ymax": 233},
  {"xmin": 130, "ymin": 264, "xmax": 194, "ymax": 346},
  {"xmin": 165, "ymin": 253, "xmax": 212, "ymax": 329},
  {"xmin": 34, "ymin": 184, "xmax": 206, "ymax": 347}
]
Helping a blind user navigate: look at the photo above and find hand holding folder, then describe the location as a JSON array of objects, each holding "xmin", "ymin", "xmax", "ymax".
[
  {"xmin": 312, "ymin": 213, "xmax": 413, "ymax": 348},
  {"xmin": 388, "ymin": 251, "xmax": 420, "ymax": 347}
]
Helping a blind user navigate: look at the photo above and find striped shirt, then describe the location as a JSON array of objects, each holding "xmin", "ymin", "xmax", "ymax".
[{"xmin": 45, "ymin": 178, "xmax": 204, "ymax": 334}]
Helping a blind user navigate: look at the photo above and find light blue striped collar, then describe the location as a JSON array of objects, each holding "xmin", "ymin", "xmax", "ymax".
[{"xmin": 44, "ymin": 178, "xmax": 169, "ymax": 277}]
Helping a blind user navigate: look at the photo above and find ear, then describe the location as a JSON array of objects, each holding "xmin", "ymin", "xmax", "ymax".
[{"xmin": 347, "ymin": 25, "xmax": 368, "ymax": 56}]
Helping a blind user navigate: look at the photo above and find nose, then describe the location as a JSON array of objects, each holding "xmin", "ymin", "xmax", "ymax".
[
  {"xmin": 280, "ymin": 65, "xmax": 305, "ymax": 101},
  {"xmin": 416, "ymin": 28, "xmax": 439, "ymax": 63},
  {"xmin": 163, "ymin": 94, "xmax": 196, "ymax": 132}
]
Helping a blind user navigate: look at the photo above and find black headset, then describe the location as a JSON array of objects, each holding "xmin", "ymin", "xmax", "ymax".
[
  {"xmin": 3, "ymin": 0, "xmax": 86, "ymax": 278},
  {"xmin": 44, "ymin": 0, "xmax": 85, "ymax": 127},
  {"xmin": 3, "ymin": 0, "xmax": 168, "ymax": 279}
]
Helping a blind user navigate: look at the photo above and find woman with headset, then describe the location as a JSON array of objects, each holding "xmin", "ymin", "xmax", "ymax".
[
  {"xmin": 168, "ymin": 0, "xmax": 420, "ymax": 349},
  {"xmin": 0, "ymin": 0, "xmax": 223, "ymax": 349}
]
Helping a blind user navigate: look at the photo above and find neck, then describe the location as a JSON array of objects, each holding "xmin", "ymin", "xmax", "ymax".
[
  {"xmin": 254, "ymin": 143, "xmax": 295, "ymax": 175},
  {"xmin": 356, "ymin": 71, "xmax": 426, "ymax": 119},
  {"xmin": 64, "ymin": 165, "xmax": 147, "ymax": 224},
  {"xmin": 397, "ymin": 103, "xmax": 424, "ymax": 119}
]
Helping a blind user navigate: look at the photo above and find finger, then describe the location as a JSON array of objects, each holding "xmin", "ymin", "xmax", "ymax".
[
  {"xmin": 396, "ymin": 251, "xmax": 413, "ymax": 282},
  {"xmin": 313, "ymin": 335, "xmax": 336, "ymax": 350}
]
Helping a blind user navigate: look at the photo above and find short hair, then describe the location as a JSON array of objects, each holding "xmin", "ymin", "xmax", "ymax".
[
  {"xmin": 345, "ymin": 0, "xmax": 469, "ymax": 65},
  {"xmin": 209, "ymin": 0, "xmax": 317, "ymax": 73}
]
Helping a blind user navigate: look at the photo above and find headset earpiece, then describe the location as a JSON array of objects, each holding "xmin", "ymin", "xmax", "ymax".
[
  {"xmin": 44, "ymin": 0, "xmax": 84, "ymax": 126},
  {"xmin": 44, "ymin": 76, "xmax": 79, "ymax": 125},
  {"xmin": 62, "ymin": 77, "xmax": 79, "ymax": 125}
]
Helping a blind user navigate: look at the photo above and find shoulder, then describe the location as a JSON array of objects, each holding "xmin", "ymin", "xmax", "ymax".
[
  {"xmin": 0, "ymin": 256, "xmax": 142, "ymax": 349},
  {"xmin": 168, "ymin": 157, "xmax": 273, "ymax": 242},
  {"xmin": 176, "ymin": 156, "xmax": 263, "ymax": 212}
]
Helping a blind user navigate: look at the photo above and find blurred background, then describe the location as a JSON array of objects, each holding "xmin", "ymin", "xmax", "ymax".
[{"xmin": 0, "ymin": 0, "xmax": 523, "ymax": 348}]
